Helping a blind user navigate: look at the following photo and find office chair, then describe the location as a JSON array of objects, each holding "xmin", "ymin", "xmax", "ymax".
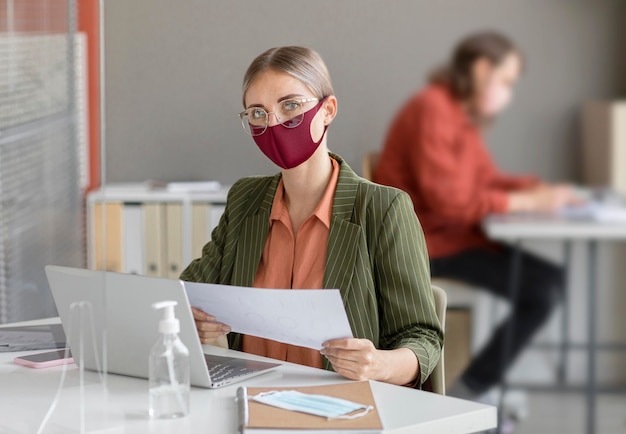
[{"xmin": 362, "ymin": 152, "xmax": 380, "ymax": 181}]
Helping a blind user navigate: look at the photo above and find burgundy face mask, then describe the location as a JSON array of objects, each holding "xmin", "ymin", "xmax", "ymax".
[{"xmin": 252, "ymin": 100, "xmax": 328, "ymax": 170}]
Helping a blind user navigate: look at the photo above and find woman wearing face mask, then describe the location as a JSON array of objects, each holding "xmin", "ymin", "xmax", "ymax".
[
  {"xmin": 180, "ymin": 46, "xmax": 443, "ymax": 388},
  {"xmin": 374, "ymin": 32, "xmax": 577, "ymax": 406}
]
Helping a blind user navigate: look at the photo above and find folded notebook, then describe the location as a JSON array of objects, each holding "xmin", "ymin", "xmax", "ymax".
[{"xmin": 241, "ymin": 381, "xmax": 383, "ymax": 432}]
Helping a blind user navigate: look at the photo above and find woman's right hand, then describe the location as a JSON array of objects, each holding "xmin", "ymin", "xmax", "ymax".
[
  {"xmin": 191, "ymin": 307, "xmax": 231, "ymax": 344},
  {"xmin": 508, "ymin": 184, "xmax": 581, "ymax": 213}
]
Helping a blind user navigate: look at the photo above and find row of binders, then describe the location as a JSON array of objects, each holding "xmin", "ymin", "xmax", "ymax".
[{"xmin": 90, "ymin": 202, "xmax": 225, "ymax": 277}]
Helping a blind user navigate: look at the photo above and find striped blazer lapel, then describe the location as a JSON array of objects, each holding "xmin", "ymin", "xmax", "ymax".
[
  {"xmin": 231, "ymin": 176, "xmax": 279, "ymax": 287},
  {"xmin": 324, "ymin": 157, "xmax": 362, "ymax": 299}
]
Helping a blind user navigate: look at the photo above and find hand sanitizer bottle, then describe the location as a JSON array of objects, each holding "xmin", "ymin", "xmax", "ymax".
[{"xmin": 149, "ymin": 300, "xmax": 190, "ymax": 419}]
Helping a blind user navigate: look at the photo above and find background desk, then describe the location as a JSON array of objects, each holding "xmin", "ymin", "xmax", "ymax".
[
  {"xmin": 0, "ymin": 319, "xmax": 496, "ymax": 433},
  {"xmin": 483, "ymin": 214, "xmax": 626, "ymax": 434}
]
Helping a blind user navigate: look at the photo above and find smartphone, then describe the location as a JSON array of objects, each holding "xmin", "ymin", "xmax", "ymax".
[{"xmin": 14, "ymin": 349, "xmax": 74, "ymax": 369}]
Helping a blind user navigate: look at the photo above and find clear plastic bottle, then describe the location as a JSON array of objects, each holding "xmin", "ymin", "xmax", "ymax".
[{"xmin": 149, "ymin": 301, "xmax": 190, "ymax": 419}]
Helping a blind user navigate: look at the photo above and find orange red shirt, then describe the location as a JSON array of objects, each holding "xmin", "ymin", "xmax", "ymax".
[{"xmin": 374, "ymin": 84, "xmax": 538, "ymax": 258}]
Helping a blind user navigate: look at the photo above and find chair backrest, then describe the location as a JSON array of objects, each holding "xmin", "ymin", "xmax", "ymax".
[
  {"xmin": 362, "ymin": 152, "xmax": 380, "ymax": 181},
  {"xmin": 430, "ymin": 285, "xmax": 447, "ymax": 395}
]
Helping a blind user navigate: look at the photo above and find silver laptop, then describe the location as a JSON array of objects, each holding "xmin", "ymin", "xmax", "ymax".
[{"xmin": 45, "ymin": 265, "xmax": 280, "ymax": 388}]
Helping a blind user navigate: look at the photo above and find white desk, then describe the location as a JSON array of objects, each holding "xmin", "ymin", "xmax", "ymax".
[
  {"xmin": 484, "ymin": 214, "xmax": 626, "ymax": 240},
  {"xmin": 0, "ymin": 318, "xmax": 496, "ymax": 433},
  {"xmin": 483, "ymin": 214, "xmax": 626, "ymax": 434}
]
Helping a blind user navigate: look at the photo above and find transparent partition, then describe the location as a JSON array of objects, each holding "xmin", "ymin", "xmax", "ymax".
[
  {"xmin": 10, "ymin": 0, "xmax": 221, "ymax": 428},
  {"xmin": 0, "ymin": 0, "xmax": 99, "ymax": 431}
]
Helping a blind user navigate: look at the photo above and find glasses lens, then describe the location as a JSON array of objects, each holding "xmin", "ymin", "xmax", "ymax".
[
  {"xmin": 278, "ymin": 99, "xmax": 304, "ymax": 128},
  {"xmin": 240, "ymin": 108, "xmax": 268, "ymax": 136}
]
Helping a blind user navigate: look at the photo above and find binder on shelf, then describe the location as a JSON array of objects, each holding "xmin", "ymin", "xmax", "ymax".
[
  {"xmin": 143, "ymin": 203, "xmax": 166, "ymax": 277},
  {"xmin": 165, "ymin": 203, "xmax": 183, "ymax": 278},
  {"xmin": 209, "ymin": 204, "xmax": 226, "ymax": 234},
  {"xmin": 191, "ymin": 203, "xmax": 226, "ymax": 259},
  {"xmin": 240, "ymin": 381, "xmax": 382, "ymax": 432},
  {"xmin": 192, "ymin": 203, "xmax": 209, "ymax": 259},
  {"xmin": 122, "ymin": 203, "xmax": 144, "ymax": 275},
  {"xmin": 92, "ymin": 202, "xmax": 123, "ymax": 272}
]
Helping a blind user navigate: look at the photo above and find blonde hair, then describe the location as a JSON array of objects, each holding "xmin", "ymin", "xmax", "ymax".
[{"xmin": 242, "ymin": 46, "xmax": 334, "ymax": 107}]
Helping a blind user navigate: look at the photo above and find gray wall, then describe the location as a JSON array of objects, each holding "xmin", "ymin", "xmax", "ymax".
[{"xmin": 104, "ymin": 0, "xmax": 625, "ymax": 184}]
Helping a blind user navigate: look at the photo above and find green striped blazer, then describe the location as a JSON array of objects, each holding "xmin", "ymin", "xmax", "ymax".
[{"xmin": 180, "ymin": 153, "xmax": 443, "ymax": 387}]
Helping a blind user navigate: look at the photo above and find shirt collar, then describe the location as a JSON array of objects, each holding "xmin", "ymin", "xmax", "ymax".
[{"xmin": 269, "ymin": 157, "xmax": 340, "ymax": 230}]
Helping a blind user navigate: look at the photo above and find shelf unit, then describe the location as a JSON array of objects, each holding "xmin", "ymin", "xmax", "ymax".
[{"xmin": 87, "ymin": 184, "xmax": 229, "ymax": 277}]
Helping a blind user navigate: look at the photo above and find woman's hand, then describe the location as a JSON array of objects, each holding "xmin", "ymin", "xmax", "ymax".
[
  {"xmin": 320, "ymin": 338, "xmax": 386, "ymax": 382},
  {"xmin": 321, "ymin": 338, "xmax": 419, "ymax": 386},
  {"xmin": 508, "ymin": 184, "xmax": 582, "ymax": 213},
  {"xmin": 191, "ymin": 307, "xmax": 231, "ymax": 344}
]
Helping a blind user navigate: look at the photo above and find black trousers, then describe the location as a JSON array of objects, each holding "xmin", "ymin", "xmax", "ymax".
[{"xmin": 430, "ymin": 245, "xmax": 563, "ymax": 395}]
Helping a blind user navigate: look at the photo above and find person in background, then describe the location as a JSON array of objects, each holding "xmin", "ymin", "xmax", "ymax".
[
  {"xmin": 374, "ymin": 32, "xmax": 578, "ymax": 408},
  {"xmin": 181, "ymin": 46, "xmax": 443, "ymax": 389}
]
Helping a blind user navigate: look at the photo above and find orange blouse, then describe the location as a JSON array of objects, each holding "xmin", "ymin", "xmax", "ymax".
[{"xmin": 242, "ymin": 158, "xmax": 340, "ymax": 368}]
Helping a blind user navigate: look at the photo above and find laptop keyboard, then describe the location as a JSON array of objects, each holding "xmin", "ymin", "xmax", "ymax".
[{"xmin": 208, "ymin": 363, "xmax": 256, "ymax": 383}]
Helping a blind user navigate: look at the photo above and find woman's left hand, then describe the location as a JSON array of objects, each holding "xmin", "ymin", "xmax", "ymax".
[{"xmin": 320, "ymin": 338, "xmax": 388, "ymax": 382}]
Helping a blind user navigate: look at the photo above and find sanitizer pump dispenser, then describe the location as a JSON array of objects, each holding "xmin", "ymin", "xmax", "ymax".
[{"xmin": 149, "ymin": 300, "xmax": 190, "ymax": 419}]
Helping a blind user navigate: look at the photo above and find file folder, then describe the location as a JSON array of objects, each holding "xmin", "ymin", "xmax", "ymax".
[
  {"xmin": 144, "ymin": 203, "xmax": 166, "ymax": 277},
  {"xmin": 165, "ymin": 203, "xmax": 183, "ymax": 278},
  {"xmin": 240, "ymin": 381, "xmax": 382, "ymax": 432},
  {"xmin": 92, "ymin": 202, "xmax": 123, "ymax": 272}
]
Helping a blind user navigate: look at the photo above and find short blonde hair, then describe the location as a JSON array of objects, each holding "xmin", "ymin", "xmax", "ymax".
[{"xmin": 242, "ymin": 46, "xmax": 334, "ymax": 107}]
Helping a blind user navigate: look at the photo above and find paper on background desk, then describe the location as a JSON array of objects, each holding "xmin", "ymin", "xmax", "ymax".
[
  {"xmin": 183, "ymin": 282, "xmax": 353, "ymax": 350},
  {"xmin": 563, "ymin": 188, "xmax": 626, "ymax": 222},
  {"xmin": 560, "ymin": 202, "xmax": 626, "ymax": 222}
]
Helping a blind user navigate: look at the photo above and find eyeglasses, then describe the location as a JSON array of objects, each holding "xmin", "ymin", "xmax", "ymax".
[{"xmin": 238, "ymin": 97, "xmax": 319, "ymax": 136}]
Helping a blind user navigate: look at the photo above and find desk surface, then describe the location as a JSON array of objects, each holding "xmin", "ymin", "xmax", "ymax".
[
  {"xmin": 483, "ymin": 214, "xmax": 626, "ymax": 240},
  {"xmin": 0, "ymin": 319, "xmax": 496, "ymax": 433}
]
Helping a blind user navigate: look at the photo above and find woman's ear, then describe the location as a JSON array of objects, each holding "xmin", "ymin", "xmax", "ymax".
[
  {"xmin": 322, "ymin": 96, "xmax": 338, "ymax": 125},
  {"xmin": 472, "ymin": 57, "xmax": 492, "ymax": 94}
]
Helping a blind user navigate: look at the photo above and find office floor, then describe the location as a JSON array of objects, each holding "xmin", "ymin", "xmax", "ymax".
[{"xmin": 514, "ymin": 392, "xmax": 626, "ymax": 434}]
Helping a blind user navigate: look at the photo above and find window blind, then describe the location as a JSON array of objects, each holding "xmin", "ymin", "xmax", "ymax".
[{"xmin": 0, "ymin": 0, "xmax": 84, "ymax": 323}]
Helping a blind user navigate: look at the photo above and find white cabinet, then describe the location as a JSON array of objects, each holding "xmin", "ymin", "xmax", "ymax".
[{"xmin": 87, "ymin": 184, "xmax": 229, "ymax": 276}]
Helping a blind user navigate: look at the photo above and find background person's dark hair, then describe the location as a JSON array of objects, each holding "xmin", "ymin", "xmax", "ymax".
[{"xmin": 431, "ymin": 31, "xmax": 522, "ymax": 101}]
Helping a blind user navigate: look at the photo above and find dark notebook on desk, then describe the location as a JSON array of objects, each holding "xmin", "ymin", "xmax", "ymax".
[{"xmin": 0, "ymin": 323, "xmax": 66, "ymax": 352}]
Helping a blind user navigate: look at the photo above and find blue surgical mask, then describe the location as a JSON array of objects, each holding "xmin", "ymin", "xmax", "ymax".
[{"xmin": 251, "ymin": 390, "xmax": 373, "ymax": 420}]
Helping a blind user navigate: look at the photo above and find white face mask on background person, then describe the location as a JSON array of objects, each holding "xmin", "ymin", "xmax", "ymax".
[
  {"xmin": 481, "ymin": 77, "xmax": 513, "ymax": 116},
  {"xmin": 472, "ymin": 52, "xmax": 520, "ymax": 120}
]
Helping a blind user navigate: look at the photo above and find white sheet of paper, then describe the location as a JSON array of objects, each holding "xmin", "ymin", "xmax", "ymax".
[{"xmin": 183, "ymin": 282, "xmax": 353, "ymax": 350}]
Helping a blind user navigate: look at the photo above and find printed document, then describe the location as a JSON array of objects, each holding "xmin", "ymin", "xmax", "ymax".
[{"xmin": 184, "ymin": 282, "xmax": 353, "ymax": 350}]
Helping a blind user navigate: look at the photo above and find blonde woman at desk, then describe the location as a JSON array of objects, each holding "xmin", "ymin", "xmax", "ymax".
[
  {"xmin": 180, "ymin": 46, "xmax": 443, "ymax": 388},
  {"xmin": 374, "ymin": 31, "xmax": 580, "ymax": 421}
]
